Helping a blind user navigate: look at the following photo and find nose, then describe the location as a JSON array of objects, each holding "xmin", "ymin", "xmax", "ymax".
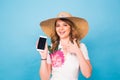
[{"xmin": 59, "ymin": 25, "xmax": 64, "ymax": 30}]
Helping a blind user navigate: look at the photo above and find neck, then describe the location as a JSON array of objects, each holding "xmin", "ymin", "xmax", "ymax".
[{"xmin": 60, "ymin": 37, "xmax": 70, "ymax": 45}]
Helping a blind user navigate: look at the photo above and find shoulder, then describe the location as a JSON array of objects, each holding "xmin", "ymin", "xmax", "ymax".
[
  {"xmin": 80, "ymin": 42, "xmax": 89, "ymax": 60},
  {"xmin": 80, "ymin": 43, "xmax": 87, "ymax": 48},
  {"xmin": 79, "ymin": 42, "xmax": 88, "ymax": 51}
]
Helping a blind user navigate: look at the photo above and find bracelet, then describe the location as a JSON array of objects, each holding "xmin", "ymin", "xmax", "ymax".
[{"xmin": 41, "ymin": 58, "xmax": 47, "ymax": 60}]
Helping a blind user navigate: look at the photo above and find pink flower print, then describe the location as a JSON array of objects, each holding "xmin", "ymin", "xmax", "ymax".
[{"xmin": 50, "ymin": 50, "xmax": 64, "ymax": 67}]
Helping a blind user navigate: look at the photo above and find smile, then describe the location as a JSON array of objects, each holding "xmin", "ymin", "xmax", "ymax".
[{"xmin": 59, "ymin": 31, "xmax": 65, "ymax": 35}]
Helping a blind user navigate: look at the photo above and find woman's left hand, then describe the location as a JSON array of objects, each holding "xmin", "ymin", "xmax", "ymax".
[{"xmin": 67, "ymin": 39, "xmax": 80, "ymax": 55}]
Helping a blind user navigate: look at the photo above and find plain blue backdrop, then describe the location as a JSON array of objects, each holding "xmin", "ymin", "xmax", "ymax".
[{"xmin": 0, "ymin": 0, "xmax": 120, "ymax": 80}]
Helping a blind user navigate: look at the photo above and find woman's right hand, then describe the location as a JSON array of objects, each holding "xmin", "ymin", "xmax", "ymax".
[{"xmin": 36, "ymin": 41, "xmax": 48, "ymax": 59}]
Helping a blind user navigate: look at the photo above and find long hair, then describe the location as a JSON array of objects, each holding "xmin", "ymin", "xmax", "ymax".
[{"xmin": 51, "ymin": 18, "xmax": 81, "ymax": 52}]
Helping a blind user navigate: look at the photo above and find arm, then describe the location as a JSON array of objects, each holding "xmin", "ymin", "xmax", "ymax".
[
  {"xmin": 40, "ymin": 60, "xmax": 52, "ymax": 80},
  {"xmin": 76, "ymin": 49, "xmax": 92, "ymax": 78},
  {"xmin": 68, "ymin": 40, "xmax": 92, "ymax": 78},
  {"xmin": 37, "ymin": 42, "xmax": 52, "ymax": 80}
]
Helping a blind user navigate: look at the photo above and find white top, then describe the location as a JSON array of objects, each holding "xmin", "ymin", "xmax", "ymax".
[{"xmin": 47, "ymin": 43, "xmax": 89, "ymax": 80}]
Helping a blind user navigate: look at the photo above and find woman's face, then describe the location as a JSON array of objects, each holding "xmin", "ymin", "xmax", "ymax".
[{"xmin": 55, "ymin": 20, "xmax": 71, "ymax": 39}]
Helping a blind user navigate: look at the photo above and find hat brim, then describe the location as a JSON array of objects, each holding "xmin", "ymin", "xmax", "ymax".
[{"xmin": 40, "ymin": 17, "xmax": 89, "ymax": 40}]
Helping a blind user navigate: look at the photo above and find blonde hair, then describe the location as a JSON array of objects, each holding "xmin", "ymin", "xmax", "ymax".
[{"xmin": 51, "ymin": 18, "xmax": 81, "ymax": 52}]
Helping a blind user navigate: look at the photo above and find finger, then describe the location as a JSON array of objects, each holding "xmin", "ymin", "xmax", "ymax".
[
  {"xmin": 36, "ymin": 40, "xmax": 38, "ymax": 49},
  {"xmin": 45, "ymin": 42, "xmax": 48, "ymax": 50},
  {"xmin": 68, "ymin": 41, "xmax": 74, "ymax": 47},
  {"xmin": 40, "ymin": 50, "xmax": 44, "ymax": 54},
  {"xmin": 73, "ymin": 39, "xmax": 77, "ymax": 45}
]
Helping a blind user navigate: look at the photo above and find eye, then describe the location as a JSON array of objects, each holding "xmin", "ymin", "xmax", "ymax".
[
  {"xmin": 63, "ymin": 24, "xmax": 68, "ymax": 27},
  {"xmin": 56, "ymin": 24, "xmax": 60, "ymax": 27},
  {"xmin": 64, "ymin": 24, "xmax": 67, "ymax": 26}
]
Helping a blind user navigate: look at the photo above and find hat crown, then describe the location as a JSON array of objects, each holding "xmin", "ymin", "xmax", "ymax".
[{"xmin": 57, "ymin": 12, "xmax": 72, "ymax": 18}]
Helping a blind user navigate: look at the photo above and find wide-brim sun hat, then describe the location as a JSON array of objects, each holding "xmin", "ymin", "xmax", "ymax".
[{"xmin": 40, "ymin": 12, "xmax": 89, "ymax": 40}]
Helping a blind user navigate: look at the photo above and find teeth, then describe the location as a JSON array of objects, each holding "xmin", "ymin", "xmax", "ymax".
[{"xmin": 59, "ymin": 31, "xmax": 65, "ymax": 34}]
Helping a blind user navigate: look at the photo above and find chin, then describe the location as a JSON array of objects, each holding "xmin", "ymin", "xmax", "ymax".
[{"xmin": 59, "ymin": 36, "xmax": 68, "ymax": 39}]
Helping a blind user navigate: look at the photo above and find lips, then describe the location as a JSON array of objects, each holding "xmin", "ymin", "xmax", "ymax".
[{"xmin": 59, "ymin": 31, "xmax": 65, "ymax": 35}]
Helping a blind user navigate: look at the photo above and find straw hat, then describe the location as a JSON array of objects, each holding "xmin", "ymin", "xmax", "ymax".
[{"xmin": 40, "ymin": 12, "xmax": 89, "ymax": 40}]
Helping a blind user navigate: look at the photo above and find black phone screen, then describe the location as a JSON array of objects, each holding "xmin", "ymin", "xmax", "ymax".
[{"xmin": 37, "ymin": 37, "xmax": 46, "ymax": 50}]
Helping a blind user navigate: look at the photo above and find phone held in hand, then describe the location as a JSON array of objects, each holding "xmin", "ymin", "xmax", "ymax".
[{"xmin": 37, "ymin": 36, "xmax": 47, "ymax": 51}]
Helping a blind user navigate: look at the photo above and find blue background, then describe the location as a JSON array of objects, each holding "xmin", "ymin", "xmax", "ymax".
[{"xmin": 0, "ymin": 0, "xmax": 120, "ymax": 80}]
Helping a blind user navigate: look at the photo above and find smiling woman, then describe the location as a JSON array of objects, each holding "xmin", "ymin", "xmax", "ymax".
[{"xmin": 37, "ymin": 12, "xmax": 92, "ymax": 80}]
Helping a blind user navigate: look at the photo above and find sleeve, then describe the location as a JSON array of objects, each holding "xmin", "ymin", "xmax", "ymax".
[
  {"xmin": 80, "ymin": 43, "xmax": 89, "ymax": 60},
  {"xmin": 47, "ymin": 54, "xmax": 52, "ymax": 64}
]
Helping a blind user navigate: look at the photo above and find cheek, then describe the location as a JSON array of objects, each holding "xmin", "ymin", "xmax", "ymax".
[
  {"xmin": 55, "ymin": 27, "xmax": 57, "ymax": 31},
  {"xmin": 56, "ymin": 27, "xmax": 59, "ymax": 31},
  {"xmin": 66, "ymin": 27, "xmax": 71, "ymax": 34},
  {"xmin": 55, "ymin": 28, "xmax": 59, "ymax": 33}
]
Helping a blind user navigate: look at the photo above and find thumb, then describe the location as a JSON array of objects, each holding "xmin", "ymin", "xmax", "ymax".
[{"xmin": 45, "ymin": 42, "xmax": 48, "ymax": 51}]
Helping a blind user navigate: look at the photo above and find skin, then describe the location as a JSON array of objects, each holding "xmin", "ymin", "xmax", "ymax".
[{"xmin": 38, "ymin": 20, "xmax": 92, "ymax": 80}]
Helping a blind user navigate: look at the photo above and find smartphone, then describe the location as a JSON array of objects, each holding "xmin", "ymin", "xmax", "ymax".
[{"xmin": 37, "ymin": 36, "xmax": 47, "ymax": 51}]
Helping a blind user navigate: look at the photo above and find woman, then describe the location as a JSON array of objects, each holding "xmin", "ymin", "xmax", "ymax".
[{"xmin": 38, "ymin": 12, "xmax": 92, "ymax": 80}]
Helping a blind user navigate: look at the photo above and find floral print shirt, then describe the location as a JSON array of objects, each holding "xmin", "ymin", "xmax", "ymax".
[{"xmin": 47, "ymin": 43, "xmax": 89, "ymax": 80}]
